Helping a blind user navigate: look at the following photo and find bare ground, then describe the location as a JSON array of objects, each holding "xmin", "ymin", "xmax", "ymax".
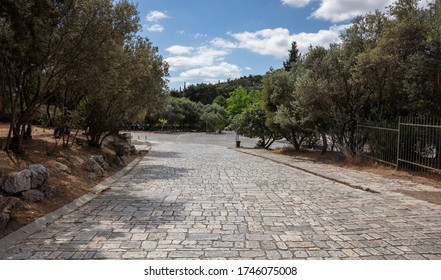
[{"xmin": 0, "ymin": 123, "xmax": 139, "ymax": 239}]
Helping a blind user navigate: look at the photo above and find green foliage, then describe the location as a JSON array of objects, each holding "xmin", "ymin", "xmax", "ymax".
[
  {"xmin": 226, "ymin": 86, "xmax": 262, "ymax": 117},
  {"xmin": 224, "ymin": 85, "xmax": 279, "ymax": 149},
  {"xmin": 283, "ymin": 41, "xmax": 301, "ymax": 71},
  {"xmin": 256, "ymin": 0, "xmax": 441, "ymax": 155},
  {"xmin": 157, "ymin": 97, "xmax": 206, "ymax": 131},
  {"xmin": 175, "ymin": 75, "xmax": 263, "ymax": 105},
  {"xmin": 236, "ymin": 103, "xmax": 279, "ymax": 149},
  {"xmin": 262, "ymin": 67, "xmax": 310, "ymax": 150},
  {"xmin": 0, "ymin": 0, "xmax": 168, "ymax": 150},
  {"xmin": 183, "ymin": 83, "xmax": 220, "ymax": 105},
  {"xmin": 212, "ymin": 95, "xmax": 227, "ymax": 108},
  {"xmin": 200, "ymin": 104, "xmax": 227, "ymax": 132}
]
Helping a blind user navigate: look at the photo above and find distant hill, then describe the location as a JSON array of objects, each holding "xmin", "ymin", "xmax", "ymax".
[{"xmin": 170, "ymin": 75, "xmax": 263, "ymax": 104}]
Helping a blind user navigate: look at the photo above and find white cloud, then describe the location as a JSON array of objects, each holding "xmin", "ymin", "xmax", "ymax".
[
  {"xmin": 144, "ymin": 10, "xmax": 169, "ymax": 33},
  {"xmin": 169, "ymin": 62, "xmax": 242, "ymax": 84},
  {"xmin": 166, "ymin": 45, "xmax": 194, "ymax": 55},
  {"xmin": 146, "ymin": 10, "xmax": 169, "ymax": 22},
  {"xmin": 229, "ymin": 24, "xmax": 348, "ymax": 58},
  {"xmin": 178, "ymin": 62, "xmax": 241, "ymax": 81},
  {"xmin": 291, "ymin": 24, "xmax": 350, "ymax": 53},
  {"xmin": 165, "ymin": 47, "xmax": 229, "ymax": 71},
  {"xmin": 312, "ymin": 0, "xmax": 394, "ymax": 23},
  {"xmin": 281, "ymin": 0, "xmax": 397, "ymax": 23},
  {"xmin": 145, "ymin": 24, "xmax": 164, "ymax": 33},
  {"xmin": 165, "ymin": 44, "xmax": 241, "ymax": 85},
  {"xmin": 281, "ymin": 0, "xmax": 313, "ymax": 8},
  {"xmin": 211, "ymin": 38, "xmax": 237, "ymax": 49},
  {"xmin": 230, "ymin": 28, "xmax": 292, "ymax": 58}
]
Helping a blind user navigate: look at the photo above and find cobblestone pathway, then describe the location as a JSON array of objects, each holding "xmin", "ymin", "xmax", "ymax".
[{"xmin": 1, "ymin": 136, "xmax": 441, "ymax": 259}]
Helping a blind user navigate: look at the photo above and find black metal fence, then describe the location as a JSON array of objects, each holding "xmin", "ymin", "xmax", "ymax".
[{"xmin": 357, "ymin": 117, "xmax": 441, "ymax": 173}]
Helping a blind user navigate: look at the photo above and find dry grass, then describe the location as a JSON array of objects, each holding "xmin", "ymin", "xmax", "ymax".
[{"xmin": 0, "ymin": 123, "xmax": 138, "ymax": 238}]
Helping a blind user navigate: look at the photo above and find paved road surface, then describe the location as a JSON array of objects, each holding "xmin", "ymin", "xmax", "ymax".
[{"xmin": 1, "ymin": 132, "xmax": 441, "ymax": 259}]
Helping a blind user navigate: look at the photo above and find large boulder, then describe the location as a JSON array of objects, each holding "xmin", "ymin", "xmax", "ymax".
[
  {"xmin": 84, "ymin": 158, "xmax": 104, "ymax": 177},
  {"xmin": 2, "ymin": 169, "xmax": 32, "ymax": 194},
  {"xmin": 22, "ymin": 189, "xmax": 45, "ymax": 202},
  {"xmin": 29, "ymin": 164, "xmax": 50, "ymax": 189}
]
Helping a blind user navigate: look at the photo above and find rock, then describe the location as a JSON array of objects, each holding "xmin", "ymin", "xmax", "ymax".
[
  {"xmin": 55, "ymin": 162, "xmax": 72, "ymax": 174},
  {"xmin": 40, "ymin": 184, "xmax": 57, "ymax": 198},
  {"xmin": 22, "ymin": 189, "xmax": 45, "ymax": 202},
  {"xmin": 92, "ymin": 155, "xmax": 110, "ymax": 170},
  {"xmin": 115, "ymin": 156, "xmax": 125, "ymax": 167},
  {"xmin": 0, "ymin": 195, "xmax": 19, "ymax": 229},
  {"xmin": 100, "ymin": 161, "xmax": 110, "ymax": 170},
  {"xmin": 2, "ymin": 169, "xmax": 32, "ymax": 194},
  {"xmin": 91, "ymin": 155, "xmax": 105, "ymax": 164},
  {"xmin": 84, "ymin": 158, "xmax": 104, "ymax": 177},
  {"xmin": 130, "ymin": 145, "xmax": 138, "ymax": 155},
  {"xmin": 29, "ymin": 164, "xmax": 50, "ymax": 189},
  {"xmin": 88, "ymin": 172, "xmax": 98, "ymax": 181}
]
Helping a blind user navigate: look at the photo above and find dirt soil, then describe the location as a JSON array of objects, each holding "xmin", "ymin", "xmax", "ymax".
[
  {"xmin": 272, "ymin": 147, "xmax": 441, "ymax": 205},
  {"xmin": 0, "ymin": 123, "xmax": 140, "ymax": 239}
]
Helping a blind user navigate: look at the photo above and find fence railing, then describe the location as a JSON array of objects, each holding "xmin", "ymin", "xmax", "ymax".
[{"xmin": 357, "ymin": 117, "xmax": 441, "ymax": 173}]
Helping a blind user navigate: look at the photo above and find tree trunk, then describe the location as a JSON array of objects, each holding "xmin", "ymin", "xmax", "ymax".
[
  {"xmin": 24, "ymin": 123, "xmax": 32, "ymax": 140},
  {"xmin": 265, "ymin": 138, "xmax": 276, "ymax": 149},
  {"xmin": 291, "ymin": 128, "xmax": 300, "ymax": 150},
  {"xmin": 46, "ymin": 103, "xmax": 53, "ymax": 127},
  {"xmin": 320, "ymin": 131, "xmax": 328, "ymax": 155}
]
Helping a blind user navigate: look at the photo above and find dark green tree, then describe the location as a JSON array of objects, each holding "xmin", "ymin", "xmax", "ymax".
[{"xmin": 283, "ymin": 41, "xmax": 301, "ymax": 71}]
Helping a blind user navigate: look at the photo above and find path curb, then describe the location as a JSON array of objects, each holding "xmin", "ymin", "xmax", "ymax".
[
  {"xmin": 0, "ymin": 156, "xmax": 144, "ymax": 258},
  {"xmin": 233, "ymin": 148, "xmax": 380, "ymax": 194}
]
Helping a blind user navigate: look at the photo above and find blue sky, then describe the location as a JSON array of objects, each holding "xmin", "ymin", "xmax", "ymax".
[{"xmin": 133, "ymin": 0, "xmax": 398, "ymax": 90}]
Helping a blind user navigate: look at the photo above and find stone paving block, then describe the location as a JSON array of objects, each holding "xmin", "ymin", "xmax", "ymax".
[
  {"xmin": 93, "ymin": 251, "xmax": 123, "ymax": 259},
  {"xmin": 58, "ymin": 251, "xmax": 75, "ymax": 259},
  {"xmin": 108, "ymin": 232, "xmax": 133, "ymax": 241},
  {"xmin": 141, "ymin": 241, "xmax": 158, "ymax": 250},
  {"xmin": 120, "ymin": 241, "xmax": 142, "ymax": 249},
  {"xmin": 342, "ymin": 249, "xmax": 360, "ymax": 258},
  {"xmin": 147, "ymin": 251, "xmax": 168, "ymax": 259},
  {"xmin": 73, "ymin": 231, "xmax": 97, "ymax": 241},
  {"xmin": 187, "ymin": 233, "xmax": 220, "ymax": 241},
  {"xmin": 280, "ymin": 235, "xmax": 303, "ymax": 242},
  {"xmin": 168, "ymin": 251, "xmax": 204, "ymax": 258},
  {"xmin": 246, "ymin": 234, "xmax": 273, "ymax": 241},
  {"xmin": 122, "ymin": 251, "xmax": 148, "ymax": 259},
  {"xmin": 239, "ymin": 250, "xmax": 266, "ymax": 258},
  {"xmin": 205, "ymin": 250, "xmax": 239, "ymax": 258},
  {"xmin": 2, "ymin": 135, "xmax": 441, "ymax": 260},
  {"xmin": 293, "ymin": 251, "xmax": 308, "ymax": 258}
]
